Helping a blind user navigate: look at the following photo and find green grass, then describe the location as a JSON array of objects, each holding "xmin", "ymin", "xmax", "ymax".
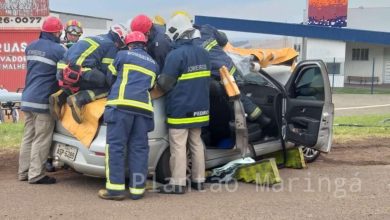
[
  {"xmin": 1, "ymin": 114, "xmax": 389, "ymax": 150},
  {"xmin": 334, "ymin": 114, "xmax": 390, "ymax": 142},
  {"xmin": 333, "ymin": 87, "xmax": 390, "ymax": 94},
  {"xmin": 0, "ymin": 122, "xmax": 24, "ymax": 150}
]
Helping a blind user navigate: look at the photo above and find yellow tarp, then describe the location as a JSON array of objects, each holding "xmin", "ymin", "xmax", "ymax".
[
  {"xmin": 224, "ymin": 43, "xmax": 299, "ymax": 68},
  {"xmin": 60, "ymin": 98, "xmax": 106, "ymax": 148}
]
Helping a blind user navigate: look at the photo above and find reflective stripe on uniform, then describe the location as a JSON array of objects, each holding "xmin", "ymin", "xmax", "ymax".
[
  {"xmin": 129, "ymin": 187, "xmax": 145, "ymax": 195},
  {"xmin": 76, "ymin": 38, "xmax": 99, "ymax": 66},
  {"xmin": 229, "ymin": 66, "xmax": 237, "ymax": 76},
  {"xmin": 21, "ymin": 101, "xmax": 49, "ymax": 110},
  {"xmin": 57, "ymin": 62, "xmax": 67, "ymax": 70},
  {"xmin": 124, "ymin": 64, "xmax": 156, "ymax": 86},
  {"xmin": 86, "ymin": 90, "xmax": 95, "ymax": 100},
  {"xmin": 119, "ymin": 64, "xmax": 156, "ymax": 99},
  {"xmin": 106, "ymin": 182, "xmax": 125, "ymax": 191},
  {"xmin": 105, "ymin": 144, "xmax": 110, "ymax": 187},
  {"xmin": 249, "ymin": 107, "xmax": 262, "ymax": 120},
  {"xmin": 204, "ymin": 40, "xmax": 218, "ymax": 51},
  {"xmin": 108, "ymin": 63, "xmax": 117, "ymax": 76},
  {"xmin": 106, "ymin": 99, "xmax": 153, "ymax": 112},
  {"xmin": 178, "ymin": 70, "xmax": 211, "ymax": 81},
  {"xmin": 107, "ymin": 64, "xmax": 156, "ymax": 112},
  {"xmin": 82, "ymin": 67, "xmax": 92, "ymax": 72},
  {"xmin": 167, "ymin": 115, "xmax": 209, "ymax": 125},
  {"xmin": 105, "ymin": 144, "xmax": 126, "ymax": 191},
  {"xmin": 102, "ymin": 58, "xmax": 114, "ymax": 65},
  {"xmin": 26, "ymin": 55, "xmax": 56, "ymax": 66}
]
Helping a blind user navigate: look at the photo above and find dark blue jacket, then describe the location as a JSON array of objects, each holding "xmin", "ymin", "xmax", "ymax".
[
  {"xmin": 194, "ymin": 24, "xmax": 236, "ymax": 79},
  {"xmin": 61, "ymin": 33, "xmax": 118, "ymax": 76},
  {"xmin": 147, "ymin": 25, "xmax": 172, "ymax": 71},
  {"xmin": 21, "ymin": 32, "xmax": 66, "ymax": 113},
  {"xmin": 107, "ymin": 46, "xmax": 159, "ymax": 118},
  {"xmin": 154, "ymin": 24, "xmax": 166, "ymax": 34},
  {"xmin": 158, "ymin": 39, "xmax": 211, "ymax": 129}
]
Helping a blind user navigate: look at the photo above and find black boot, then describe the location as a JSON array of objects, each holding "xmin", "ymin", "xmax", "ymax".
[
  {"xmin": 45, "ymin": 158, "xmax": 56, "ymax": 172},
  {"xmin": 190, "ymin": 182, "xmax": 205, "ymax": 191},
  {"xmin": 30, "ymin": 176, "xmax": 56, "ymax": 184},
  {"xmin": 158, "ymin": 184, "xmax": 186, "ymax": 194},
  {"xmin": 67, "ymin": 94, "xmax": 84, "ymax": 124}
]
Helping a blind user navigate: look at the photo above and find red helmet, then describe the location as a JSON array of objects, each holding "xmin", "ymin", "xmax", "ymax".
[
  {"xmin": 131, "ymin": 14, "xmax": 153, "ymax": 34},
  {"xmin": 65, "ymin": 19, "xmax": 83, "ymax": 36},
  {"xmin": 41, "ymin": 16, "xmax": 63, "ymax": 33},
  {"xmin": 125, "ymin": 31, "xmax": 147, "ymax": 45}
]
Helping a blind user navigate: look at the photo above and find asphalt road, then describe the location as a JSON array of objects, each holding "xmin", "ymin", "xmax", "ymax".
[
  {"xmin": 1, "ymin": 138, "xmax": 390, "ymax": 219},
  {"xmin": 333, "ymin": 94, "xmax": 390, "ymax": 116},
  {"xmin": 1, "ymin": 94, "xmax": 389, "ymax": 219}
]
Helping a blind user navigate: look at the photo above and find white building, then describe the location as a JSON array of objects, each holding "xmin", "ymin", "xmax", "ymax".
[
  {"xmin": 302, "ymin": 7, "xmax": 390, "ymax": 86},
  {"xmin": 50, "ymin": 10, "xmax": 112, "ymax": 37},
  {"xmin": 225, "ymin": 7, "xmax": 390, "ymax": 87}
]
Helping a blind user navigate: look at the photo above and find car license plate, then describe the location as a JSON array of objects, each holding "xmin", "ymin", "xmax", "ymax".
[{"xmin": 56, "ymin": 144, "xmax": 78, "ymax": 161}]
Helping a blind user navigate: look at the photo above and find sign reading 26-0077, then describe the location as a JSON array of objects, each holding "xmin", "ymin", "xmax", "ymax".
[{"xmin": 0, "ymin": 0, "xmax": 49, "ymax": 28}]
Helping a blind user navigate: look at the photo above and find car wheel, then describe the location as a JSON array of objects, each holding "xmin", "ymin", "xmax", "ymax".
[
  {"xmin": 302, "ymin": 147, "xmax": 321, "ymax": 163},
  {"xmin": 155, "ymin": 148, "xmax": 192, "ymax": 184}
]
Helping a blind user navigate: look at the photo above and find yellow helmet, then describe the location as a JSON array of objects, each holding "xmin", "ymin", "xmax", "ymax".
[
  {"xmin": 172, "ymin": 10, "xmax": 193, "ymax": 22},
  {"xmin": 153, "ymin": 15, "xmax": 166, "ymax": 26}
]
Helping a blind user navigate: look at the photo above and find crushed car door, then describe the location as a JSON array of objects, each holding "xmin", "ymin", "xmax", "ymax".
[{"xmin": 284, "ymin": 60, "xmax": 334, "ymax": 152}]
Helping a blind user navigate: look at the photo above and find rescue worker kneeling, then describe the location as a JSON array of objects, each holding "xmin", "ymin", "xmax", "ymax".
[
  {"xmin": 49, "ymin": 24, "xmax": 128, "ymax": 124},
  {"xmin": 98, "ymin": 31, "xmax": 159, "ymax": 200},
  {"xmin": 153, "ymin": 14, "xmax": 210, "ymax": 194}
]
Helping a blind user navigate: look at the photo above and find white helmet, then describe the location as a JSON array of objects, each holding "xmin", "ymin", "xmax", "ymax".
[
  {"xmin": 166, "ymin": 14, "xmax": 194, "ymax": 41},
  {"xmin": 110, "ymin": 23, "xmax": 128, "ymax": 47}
]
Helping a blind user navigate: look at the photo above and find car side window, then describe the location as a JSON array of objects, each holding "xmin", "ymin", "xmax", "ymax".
[
  {"xmin": 243, "ymin": 72, "xmax": 268, "ymax": 86},
  {"xmin": 294, "ymin": 66, "xmax": 325, "ymax": 101}
]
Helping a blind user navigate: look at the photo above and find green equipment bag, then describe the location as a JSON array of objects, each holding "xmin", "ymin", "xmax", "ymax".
[{"xmin": 235, "ymin": 158, "xmax": 281, "ymax": 185}]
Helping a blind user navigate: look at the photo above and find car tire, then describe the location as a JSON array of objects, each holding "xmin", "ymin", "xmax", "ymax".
[
  {"xmin": 155, "ymin": 148, "xmax": 192, "ymax": 184},
  {"xmin": 302, "ymin": 147, "xmax": 321, "ymax": 163},
  {"xmin": 155, "ymin": 148, "xmax": 171, "ymax": 184}
]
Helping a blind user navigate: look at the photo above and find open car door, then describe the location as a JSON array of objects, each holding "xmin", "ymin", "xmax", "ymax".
[{"xmin": 284, "ymin": 60, "xmax": 334, "ymax": 153}]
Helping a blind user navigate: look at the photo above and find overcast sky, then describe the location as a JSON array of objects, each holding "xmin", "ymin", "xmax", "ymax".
[
  {"xmin": 49, "ymin": 0, "xmax": 390, "ymax": 40},
  {"xmin": 50, "ymin": 0, "xmax": 390, "ymax": 23}
]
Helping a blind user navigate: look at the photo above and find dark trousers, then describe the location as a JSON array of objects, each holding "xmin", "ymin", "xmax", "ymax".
[{"xmin": 104, "ymin": 107, "xmax": 153, "ymax": 195}]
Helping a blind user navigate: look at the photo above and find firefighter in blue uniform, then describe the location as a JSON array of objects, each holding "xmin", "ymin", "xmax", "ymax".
[
  {"xmin": 49, "ymin": 24, "xmax": 128, "ymax": 123},
  {"xmin": 131, "ymin": 14, "xmax": 172, "ymax": 70},
  {"xmin": 18, "ymin": 16, "xmax": 66, "ymax": 184},
  {"xmin": 154, "ymin": 14, "xmax": 210, "ymax": 194},
  {"xmin": 98, "ymin": 31, "xmax": 159, "ymax": 200},
  {"xmin": 193, "ymin": 23, "xmax": 271, "ymax": 127}
]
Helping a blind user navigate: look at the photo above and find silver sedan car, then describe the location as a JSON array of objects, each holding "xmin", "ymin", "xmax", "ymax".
[{"xmin": 51, "ymin": 60, "xmax": 334, "ymax": 183}]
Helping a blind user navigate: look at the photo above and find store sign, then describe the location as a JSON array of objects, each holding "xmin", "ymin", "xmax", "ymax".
[
  {"xmin": 0, "ymin": 0, "xmax": 48, "ymax": 28},
  {"xmin": 308, "ymin": 0, "xmax": 348, "ymax": 28},
  {"xmin": 0, "ymin": 31, "xmax": 37, "ymax": 70},
  {"xmin": 0, "ymin": 30, "xmax": 40, "ymax": 91}
]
